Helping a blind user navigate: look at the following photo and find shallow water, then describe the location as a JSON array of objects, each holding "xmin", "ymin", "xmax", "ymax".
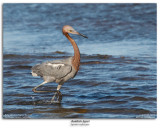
[{"xmin": 3, "ymin": 3, "xmax": 157, "ymax": 119}]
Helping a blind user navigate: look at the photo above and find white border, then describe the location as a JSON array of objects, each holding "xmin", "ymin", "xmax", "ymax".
[{"xmin": 0, "ymin": 0, "xmax": 159, "ymax": 128}]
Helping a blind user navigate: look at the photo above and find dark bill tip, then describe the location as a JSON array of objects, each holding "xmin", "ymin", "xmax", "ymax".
[{"xmin": 78, "ymin": 33, "xmax": 88, "ymax": 38}]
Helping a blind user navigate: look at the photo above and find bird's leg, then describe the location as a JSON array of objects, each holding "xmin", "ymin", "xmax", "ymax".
[
  {"xmin": 32, "ymin": 81, "xmax": 54, "ymax": 93},
  {"xmin": 50, "ymin": 85, "xmax": 62, "ymax": 103},
  {"xmin": 50, "ymin": 91, "xmax": 62, "ymax": 103},
  {"xmin": 57, "ymin": 85, "xmax": 62, "ymax": 91}
]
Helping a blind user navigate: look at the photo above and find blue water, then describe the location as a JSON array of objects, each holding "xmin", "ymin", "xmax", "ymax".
[{"xmin": 3, "ymin": 3, "xmax": 157, "ymax": 119}]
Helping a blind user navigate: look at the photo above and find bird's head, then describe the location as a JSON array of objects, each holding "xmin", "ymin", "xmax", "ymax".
[{"xmin": 62, "ymin": 25, "xmax": 88, "ymax": 38}]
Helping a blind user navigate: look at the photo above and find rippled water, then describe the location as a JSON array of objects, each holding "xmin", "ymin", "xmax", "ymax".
[{"xmin": 3, "ymin": 3, "xmax": 157, "ymax": 119}]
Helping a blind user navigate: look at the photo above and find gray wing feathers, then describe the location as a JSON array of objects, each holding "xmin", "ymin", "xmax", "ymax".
[{"xmin": 32, "ymin": 63, "xmax": 72, "ymax": 79}]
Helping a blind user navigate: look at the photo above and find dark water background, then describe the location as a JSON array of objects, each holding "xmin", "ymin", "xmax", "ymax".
[{"xmin": 3, "ymin": 3, "xmax": 157, "ymax": 119}]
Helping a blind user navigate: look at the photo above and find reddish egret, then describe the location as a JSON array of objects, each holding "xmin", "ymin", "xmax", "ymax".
[{"xmin": 31, "ymin": 25, "xmax": 87, "ymax": 103}]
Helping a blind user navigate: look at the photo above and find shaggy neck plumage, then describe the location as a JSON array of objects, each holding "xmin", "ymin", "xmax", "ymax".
[{"xmin": 64, "ymin": 33, "xmax": 80, "ymax": 71}]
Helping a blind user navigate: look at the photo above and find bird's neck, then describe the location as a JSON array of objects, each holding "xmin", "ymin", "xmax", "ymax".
[{"xmin": 65, "ymin": 33, "xmax": 80, "ymax": 71}]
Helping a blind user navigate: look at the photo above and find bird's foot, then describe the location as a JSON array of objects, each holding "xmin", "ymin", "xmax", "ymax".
[
  {"xmin": 32, "ymin": 88, "xmax": 54, "ymax": 93},
  {"xmin": 32, "ymin": 88, "xmax": 37, "ymax": 93},
  {"xmin": 50, "ymin": 90, "xmax": 62, "ymax": 103}
]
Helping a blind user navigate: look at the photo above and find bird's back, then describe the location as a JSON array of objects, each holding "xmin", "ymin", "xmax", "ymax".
[{"xmin": 31, "ymin": 57, "xmax": 77, "ymax": 83}]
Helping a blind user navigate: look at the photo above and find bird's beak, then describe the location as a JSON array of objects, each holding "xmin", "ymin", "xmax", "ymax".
[{"xmin": 77, "ymin": 32, "xmax": 88, "ymax": 38}]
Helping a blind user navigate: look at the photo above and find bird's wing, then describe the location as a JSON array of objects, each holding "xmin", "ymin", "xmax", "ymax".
[{"xmin": 32, "ymin": 62, "xmax": 72, "ymax": 79}]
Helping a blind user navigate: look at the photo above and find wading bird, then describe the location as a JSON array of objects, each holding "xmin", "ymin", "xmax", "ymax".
[{"xmin": 31, "ymin": 25, "xmax": 87, "ymax": 103}]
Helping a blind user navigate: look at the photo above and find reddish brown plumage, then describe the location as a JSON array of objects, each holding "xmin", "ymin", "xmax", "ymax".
[
  {"xmin": 62, "ymin": 25, "xmax": 87, "ymax": 72},
  {"xmin": 64, "ymin": 33, "xmax": 80, "ymax": 72}
]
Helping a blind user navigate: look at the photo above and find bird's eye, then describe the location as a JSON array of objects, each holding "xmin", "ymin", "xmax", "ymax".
[{"xmin": 69, "ymin": 30, "xmax": 73, "ymax": 32}]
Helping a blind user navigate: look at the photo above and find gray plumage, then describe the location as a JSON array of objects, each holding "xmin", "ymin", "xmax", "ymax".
[{"xmin": 31, "ymin": 57, "xmax": 77, "ymax": 85}]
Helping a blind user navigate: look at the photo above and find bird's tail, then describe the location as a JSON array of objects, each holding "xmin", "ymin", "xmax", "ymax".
[
  {"xmin": 31, "ymin": 71, "xmax": 38, "ymax": 77},
  {"xmin": 31, "ymin": 64, "xmax": 41, "ymax": 77}
]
